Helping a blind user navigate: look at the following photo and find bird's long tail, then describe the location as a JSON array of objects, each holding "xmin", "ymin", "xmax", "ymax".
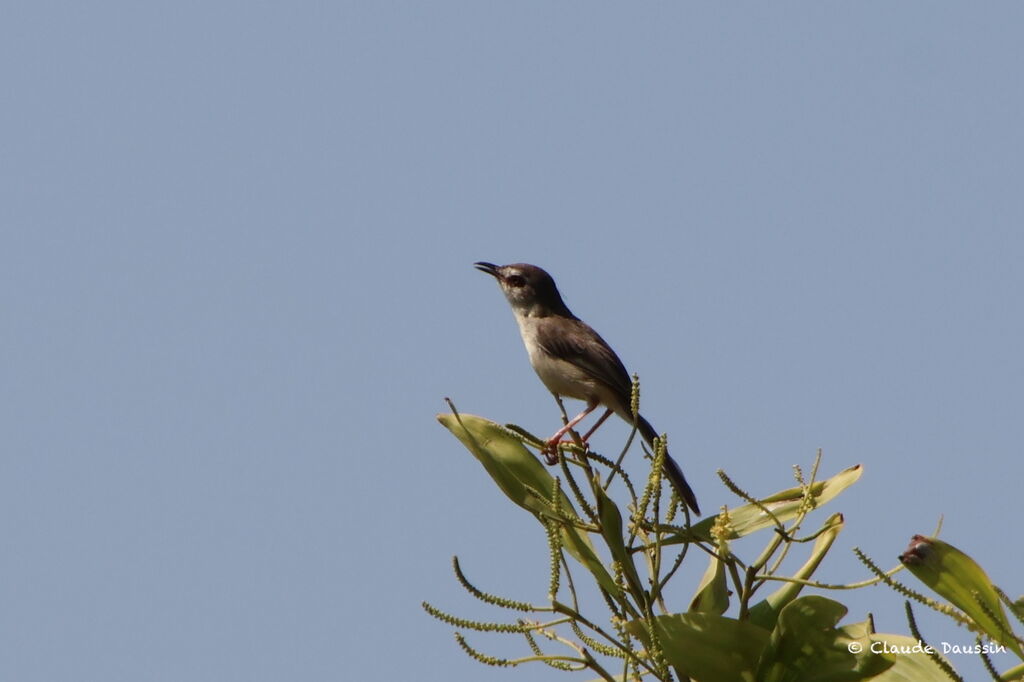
[{"xmin": 637, "ymin": 416, "xmax": 701, "ymax": 515}]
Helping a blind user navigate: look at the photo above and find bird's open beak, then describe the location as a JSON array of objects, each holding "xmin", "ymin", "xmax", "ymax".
[{"xmin": 474, "ymin": 262, "xmax": 500, "ymax": 278}]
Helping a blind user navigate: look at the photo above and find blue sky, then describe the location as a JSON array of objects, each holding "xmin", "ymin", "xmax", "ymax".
[{"xmin": 3, "ymin": 3, "xmax": 1022, "ymax": 680}]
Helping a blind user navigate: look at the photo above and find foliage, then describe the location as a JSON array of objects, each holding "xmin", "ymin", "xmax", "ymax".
[
  {"xmin": 425, "ymin": 398, "xmax": 1020, "ymax": 681},
  {"xmin": 857, "ymin": 536, "xmax": 1024, "ymax": 681}
]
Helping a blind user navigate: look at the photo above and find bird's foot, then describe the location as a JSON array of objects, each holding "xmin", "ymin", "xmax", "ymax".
[
  {"xmin": 542, "ymin": 437, "xmax": 588, "ymax": 464},
  {"xmin": 541, "ymin": 440, "xmax": 561, "ymax": 464}
]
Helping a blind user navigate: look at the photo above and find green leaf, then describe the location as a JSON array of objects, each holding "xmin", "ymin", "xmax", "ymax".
[
  {"xmin": 593, "ymin": 481, "xmax": 647, "ymax": 607},
  {"xmin": 900, "ymin": 535, "xmax": 1023, "ymax": 658},
  {"xmin": 626, "ymin": 612, "xmax": 770, "ymax": 682},
  {"xmin": 689, "ymin": 553, "xmax": 730, "ymax": 615},
  {"xmin": 1000, "ymin": 662, "xmax": 1024, "ymax": 681},
  {"xmin": 1010, "ymin": 596, "xmax": 1024, "ymax": 622},
  {"xmin": 757, "ymin": 596, "xmax": 892, "ymax": 682},
  {"xmin": 681, "ymin": 465, "xmax": 862, "ymax": 543},
  {"xmin": 837, "ymin": 617, "xmax": 875, "ymax": 642},
  {"xmin": 748, "ymin": 513, "xmax": 845, "ymax": 630},
  {"xmin": 437, "ymin": 412, "xmax": 621, "ymax": 596}
]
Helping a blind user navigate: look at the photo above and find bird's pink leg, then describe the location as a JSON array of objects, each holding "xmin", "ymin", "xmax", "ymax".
[
  {"xmin": 543, "ymin": 401, "xmax": 598, "ymax": 463},
  {"xmin": 580, "ymin": 408, "xmax": 614, "ymax": 443}
]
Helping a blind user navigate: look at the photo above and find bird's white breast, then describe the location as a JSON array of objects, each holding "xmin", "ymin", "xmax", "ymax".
[{"xmin": 513, "ymin": 312, "xmax": 599, "ymax": 402}]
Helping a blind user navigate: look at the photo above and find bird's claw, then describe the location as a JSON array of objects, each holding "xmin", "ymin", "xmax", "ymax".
[
  {"xmin": 542, "ymin": 441, "xmax": 560, "ymax": 465},
  {"xmin": 542, "ymin": 438, "xmax": 586, "ymax": 465}
]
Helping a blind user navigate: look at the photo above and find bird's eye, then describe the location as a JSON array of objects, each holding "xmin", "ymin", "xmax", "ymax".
[{"xmin": 507, "ymin": 275, "xmax": 526, "ymax": 287}]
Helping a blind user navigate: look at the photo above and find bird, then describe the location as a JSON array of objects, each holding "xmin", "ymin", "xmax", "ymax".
[{"xmin": 475, "ymin": 261, "xmax": 700, "ymax": 515}]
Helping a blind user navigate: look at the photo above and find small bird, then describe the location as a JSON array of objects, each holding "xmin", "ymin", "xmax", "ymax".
[{"xmin": 475, "ymin": 262, "xmax": 700, "ymax": 515}]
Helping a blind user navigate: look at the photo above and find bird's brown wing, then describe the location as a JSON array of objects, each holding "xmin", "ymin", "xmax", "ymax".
[{"xmin": 535, "ymin": 317, "xmax": 634, "ymax": 400}]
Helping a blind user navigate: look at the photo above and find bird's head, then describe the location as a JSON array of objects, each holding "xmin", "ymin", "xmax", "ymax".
[{"xmin": 474, "ymin": 262, "xmax": 572, "ymax": 318}]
